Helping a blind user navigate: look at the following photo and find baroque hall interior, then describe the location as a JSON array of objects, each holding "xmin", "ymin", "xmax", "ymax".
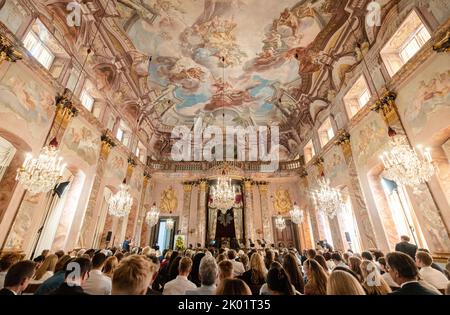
[{"xmin": 0, "ymin": 0, "xmax": 449, "ymax": 296}]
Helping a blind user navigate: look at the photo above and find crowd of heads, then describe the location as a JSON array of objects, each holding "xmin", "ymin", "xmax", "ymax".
[{"xmin": 0, "ymin": 236, "xmax": 449, "ymax": 295}]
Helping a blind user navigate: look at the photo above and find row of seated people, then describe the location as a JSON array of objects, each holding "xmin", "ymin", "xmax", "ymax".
[{"xmin": 0, "ymin": 238, "xmax": 449, "ymax": 295}]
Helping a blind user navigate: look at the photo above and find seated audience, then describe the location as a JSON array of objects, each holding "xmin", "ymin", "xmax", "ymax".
[
  {"xmin": 102, "ymin": 256, "xmax": 118, "ymax": 279},
  {"xmin": 216, "ymin": 278, "xmax": 252, "ymax": 295},
  {"xmin": 239, "ymin": 253, "xmax": 250, "ymax": 272},
  {"xmin": 360, "ymin": 260, "xmax": 391, "ymax": 295},
  {"xmin": 240, "ymin": 252, "xmax": 267, "ymax": 295},
  {"xmin": 35, "ymin": 255, "xmax": 73, "ymax": 295},
  {"xmin": 82, "ymin": 253, "xmax": 111, "ymax": 295},
  {"xmin": 31, "ymin": 254, "xmax": 58, "ymax": 284},
  {"xmin": 283, "ymin": 253, "xmax": 305, "ymax": 294},
  {"xmin": 0, "ymin": 252, "xmax": 24, "ymax": 289},
  {"xmin": 313, "ymin": 255, "xmax": 329, "ymax": 274},
  {"xmin": 227, "ymin": 250, "xmax": 245, "ymax": 277},
  {"xmin": 361, "ymin": 251, "xmax": 374, "ymax": 261},
  {"xmin": 50, "ymin": 257, "xmax": 91, "ymax": 295},
  {"xmin": 377, "ymin": 257, "xmax": 399, "ymax": 289},
  {"xmin": 331, "ymin": 252, "xmax": 348, "ymax": 269},
  {"xmin": 145, "ymin": 255, "xmax": 161, "ymax": 295},
  {"xmin": 186, "ymin": 256, "xmax": 218, "ymax": 295},
  {"xmin": 303, "ymin": 259, "xmax": 328, "ymax": 295},
  {"xmin": 218, "ymin": 260, "xmax": 234, "ymax": 281},
  {"xmin": 260, "ymin": 262, "xmax": 296, "ymax": 295},
  {"xmin": 386, "ymin": 252, "xmax": 439, "ymax": 295},
  {"xmin": 189, "ymin": 252, "xmax": 205, "ymax": 287},
  {"xmin": 327, "ymin": 270, "xmax": 366, "ymax": 295},
  {"xmin": 415, "ymin": 251, "xmax": 449, "ymax": 292},
  {"xmin": 169, "ymin": 256, "xmax": 183, "ymax": 279},
  {"xmin": 0, "ymin": 260, "xmax": 35, "ymax": 295},
  {"xmin": 348, "ymin": 256, "xmax": 363, "ymax": 282},
  {"xmin": 323, "ymin": 252, "xmax": 335, "ymax": 270},
  {"xmin": 417, "ymin": 248, "xmax": 446, "ymax": 273},
  {"xmin": 112, "ymin": 255, "xmax": 153, "ymax": 295},
  {"xmin": 264, "ymin": 249, "xmax": 275, "ymax": 269},
  {"xmin": 163, "ymin": 257, "xmax": 196, "ymax": 295}
]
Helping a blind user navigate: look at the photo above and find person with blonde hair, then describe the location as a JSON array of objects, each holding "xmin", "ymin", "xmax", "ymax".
[
  {"xmin": 240, "ymin": 252, "xmax": 267, "ymax": 295},
  {"xmin": 348, "ymin": 256, "xmax": 363, "ymax": 282},
  {"xmin": 360, "ymin": 260, "xmax": 391, "ymax": 295},
  {"xmin": 112, "ymin": 255, "xmax": 154, "ymax": 295},
  {"xmin": 216, "ymin": 278, "xmax": 252, "ymax": 295},
  {"xmin": 32, "ymin": 254, "xmax": 58, "ymax": 284},
  {"xmin": 327, "ymin": 270, "xmax": 366, "ymax": 295},
  {"xmin": 102, "ymin": 256, "xmax": 118, "ymax": 278},
  {"xmin": 303, "ymin": 259, "xmax": 328, "ymax": 295}
]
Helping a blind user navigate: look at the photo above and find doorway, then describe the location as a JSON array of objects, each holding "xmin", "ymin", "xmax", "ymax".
[
  {"xmin": 150, "ymin": 217, "xmax": 178, "ymax": 251},
  {"xmin": 272, "ymin": 217, "xmax": 300, "ymax": 249}
]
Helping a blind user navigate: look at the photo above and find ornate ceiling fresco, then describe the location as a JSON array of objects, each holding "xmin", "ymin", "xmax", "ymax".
[
  {"xmin": 115, "ymin": 0, "xmax": 347, "ymax": 132},
  {"xmin": 32, "ymin": 0, "xmax": 394, "ymax": 159}
]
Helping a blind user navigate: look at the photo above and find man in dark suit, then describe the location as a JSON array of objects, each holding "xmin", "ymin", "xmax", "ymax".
[
  {"xmin": 395, "ymin": 235, "xmax": 417, "ymax": 259},
  {"xmin": 50, "ymin": 257, "xmax": 91, "ymax": 295},
  {"xmin": 386, "ymin": 252, "xmax": 439, "ymax": 295},
  {"xmin": 0, "ymin": 260, "xmax": 36, "ymax": 295}
]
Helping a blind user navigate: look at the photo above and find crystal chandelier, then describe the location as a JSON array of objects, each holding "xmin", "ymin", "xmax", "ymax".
[
  {"xmin": 290, "ymin": 202, "xmax": 304, "ymax": 224},
  {"xmin": 145, "ymin": 202, "xmax": 159, "ymax": 227},
  {"xmin": 16, "ymin": 142, "xmax": 66, "ymax": 195},
  {"xmin": 380, "ymin": 135, "xmax": 435, "ymax": 188},
  {"xmin": 166, "ymin": 217, "xmax": 174, "ymax": 230},
  {"xmin": 210, "ymin": 175, "xmax": 236, "ymax": 214},
  {"xmin": 275, "ymin": 214, "xmax": 286, "ymax": 230},
  {"xmin": 108, "ymin": 181, "xmax": 133, "ymax": 217},
  {"xmin": 312, "ymin": 178, "xmax": 344, "ymax": 219}
]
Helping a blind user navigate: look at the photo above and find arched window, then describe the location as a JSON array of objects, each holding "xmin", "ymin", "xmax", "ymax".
[{"xmin": 380, "ymin": 177, "xmax": 427, "ymax": 248}]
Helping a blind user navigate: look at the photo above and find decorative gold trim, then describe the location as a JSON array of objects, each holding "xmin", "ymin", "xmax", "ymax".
[
  {"xmin": 433, "ymin": 30, "xmax": 450, "ymax": 53},
  {"xmin": 370, "ymin": 91, "xmax": 398, "ymax": 125},
  {"xmin": 0, "ymin": 33, "xmax": 22, "ymax": 64}
]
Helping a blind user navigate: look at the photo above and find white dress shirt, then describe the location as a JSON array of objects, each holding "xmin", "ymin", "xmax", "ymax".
[
  {"xmin": 382, "ymin": 272, "xmax": 399, "ymax": 288},
  {"xmin": 163, "ymin": 275, "xmax": 197, "ymax": 295},
  {"xmin": 419, "ymin": 266, "xmax": 449, "ymax": 290},
  {"xmin": 82, "ymin": 270, "xmax": 112, "ymax": 295},
  {"xmin": 231, "ymin": 260, "xmax": 245, "ymax": 277},
  {"xmin": 0, "ymin": 271, "xmax": 7, "ymax": 289}
]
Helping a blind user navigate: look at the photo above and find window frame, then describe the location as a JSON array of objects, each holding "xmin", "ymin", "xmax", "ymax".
[{"xmin": 23, "ymin": 30, "xmax": 55, "ymax": 70}]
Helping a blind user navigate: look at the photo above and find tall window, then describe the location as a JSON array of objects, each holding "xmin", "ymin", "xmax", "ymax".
[
  {"xmin": 338, "ymin": 188, "xmax": 362, "ymax": 253},
  {"xmin": 380, "ymin": 177, "xmax": 427, "ymax": 248},
  {"xmin": 66, "ymin": 68, "xmax": 81, "ymax": 93},
  {"xmin": 116, "ymin": 120, "xmax": 131, "ymax": 147},
  {"xmin": 304, "ymin": 139, "xmax": 315, "ymax": 164},
  {"xmin": 343, "ymin": 75, "xmax": 372, "ymax": 119},
  {"xmin": 80, "ymin": 89, "xmax": 94, "ymax": 112},
  {"xmin": 381, "ymin": 11, "xmax": 431, "ymax": 77},
  {"xmin": 135, "ymin": 141, "xmax": 146, "ymax": 163},
  {"xmin": 23, "ymin": 30, "xmax": 54, "ymax": 69},
  {"xmin": 318, "ymin": 118, "xmax": 335, "ymax": 147}
]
